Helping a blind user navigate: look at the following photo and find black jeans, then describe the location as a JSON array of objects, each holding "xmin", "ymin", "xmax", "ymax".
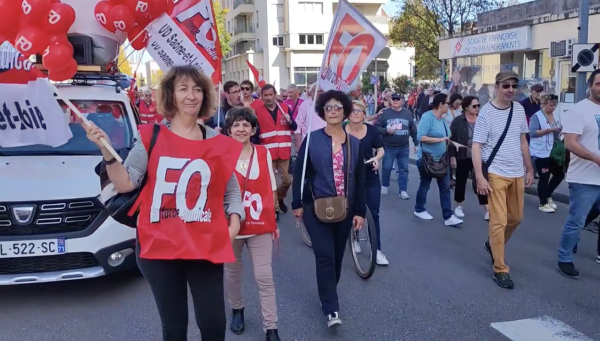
[
  {"xmin": 365, "ymin": 179, "xmax": 382, "ymax": 250},
  {"xmin": 533, "ymin": 157, "xmax": 564, "ymax": 206},
  {"xmin": 585, "ymin": 207, "xmax": 600, "ymax": 255},
  {"xmin": 137, "ymin": 249, "xmax": 226, "ymax": 341},
  {"xmin": 303, "ymin": 206, "xmax": 353, "ymax": 316},
  {"xmin": 454, "ymin": 158, "xmax": 488, "ymax": 205}
]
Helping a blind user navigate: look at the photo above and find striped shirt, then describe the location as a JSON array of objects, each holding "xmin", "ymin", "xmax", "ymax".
[{"xmin": 472, "ymin": 101, "xmax": 528, "ymax": 178}]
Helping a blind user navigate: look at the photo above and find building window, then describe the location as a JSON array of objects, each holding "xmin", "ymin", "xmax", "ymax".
[
  {"xmin": 272, "ymin": 36, "xmax": 284, "ymax": 47},
  {"xmin": 299, "ymin": 2, "xmax": 323, "ymax": 14},
  {"xmin": 299, "ymin": 34, "xmax": 323, "ymax": 45},
  {"xmin": 294, "ymin": 67, "xmax": 320, "ymax": 87},
  {"xmin": 256, "ymin": 11, "xmax": 259, "ymax": 27}
]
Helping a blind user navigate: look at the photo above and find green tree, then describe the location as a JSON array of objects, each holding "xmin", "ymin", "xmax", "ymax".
[
  {"xmin": 137, "ymin": 75, "xmax": 146, "ymax": 88},
  {"xmin": 390, "ymin": 75, "xmax": 411, "ymax": 94},
  {"xmin": 150, "ymin": 69, "xmax": 164, "ymax": 87},
  {"xmin": 361, "ymin": 74, "xmax": 389, "ymax": 93},
  {"xmin": 213, "ymin": 0, "xmax": 231, "ymax": 57}
]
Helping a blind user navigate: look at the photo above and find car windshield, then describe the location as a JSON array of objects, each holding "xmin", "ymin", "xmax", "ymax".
[{"xmin": 0, "ymin": 100, "xmax": 133, "ymax": 156}]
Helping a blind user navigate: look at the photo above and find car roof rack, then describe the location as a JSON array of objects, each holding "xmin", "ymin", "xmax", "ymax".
[{"xmin": 35, "ymin": 64, "xmax": 131, "ymax": 94}]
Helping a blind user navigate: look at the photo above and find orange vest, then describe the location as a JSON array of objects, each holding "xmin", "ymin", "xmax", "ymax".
[{"xmin": 251, "ymin": 102, "xmax": 292, "ymax": 160}]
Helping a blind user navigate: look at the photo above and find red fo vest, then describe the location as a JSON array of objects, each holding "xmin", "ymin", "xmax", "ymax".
[
  {"xmin": 139, "ymin": 101, "xmax": 161, "ymax": 124},
  {"xmin": 135, "ymin": 124, "xmax": 243, "ymax": 262},
  {"xmin": 251, "ymin": 101, "xmax": 292, "ymax": 160},
  {"xmin": 234, "ymin": 145, "xmax": 277, "ymax": 236}
]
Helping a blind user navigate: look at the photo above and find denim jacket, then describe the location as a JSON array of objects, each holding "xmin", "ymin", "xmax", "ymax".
[{"xmin": 291, "ymin": 128, "xmax": 366, "ymax": 218}]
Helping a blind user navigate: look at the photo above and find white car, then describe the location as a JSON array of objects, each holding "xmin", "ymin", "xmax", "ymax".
[{"xmin": 0, "ymin": 80, "xmax": 139, "ymax": 285}]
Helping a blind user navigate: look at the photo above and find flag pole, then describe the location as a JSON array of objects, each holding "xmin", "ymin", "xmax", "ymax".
[
  {"xmin": 216, "ymin": 81, "xmax": 222, "ymax": 128},
  {"xmin": 300, "ymin": 81, "xmax": 319, "ymax": 198}
]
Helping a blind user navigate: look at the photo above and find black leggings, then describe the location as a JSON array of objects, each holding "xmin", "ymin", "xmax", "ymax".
[
  {"xmin": 534, "ymin": 157, "xmax": 564, "ymax": 206},
  {"xmin": 454, "ymin": 158, "xmax": 488, "ymax": 205},
  {"xmin": 137, "ymin": 249, "xmax": 226, "ymax": 341}
]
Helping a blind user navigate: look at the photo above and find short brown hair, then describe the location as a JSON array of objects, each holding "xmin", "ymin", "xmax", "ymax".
[
  {"xmin": 352, "ymin": 100, "xmax": 367, "ymax": 114},
  {"xmin": 156, "ymin": 65, "xmax": 216, "ymax": 119}
]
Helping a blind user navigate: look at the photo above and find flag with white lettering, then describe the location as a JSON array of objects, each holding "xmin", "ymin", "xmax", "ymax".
[
  {"xmin": 0, "ymin": 40, "xmax": 73, "ymax": 148},
  {"xmin": 318, "ymin": 0, "xmax": 388, "ymax": 92},
  {"xmin": 146, "ymin": 0, "xmax": 223, "ymax": 84}
]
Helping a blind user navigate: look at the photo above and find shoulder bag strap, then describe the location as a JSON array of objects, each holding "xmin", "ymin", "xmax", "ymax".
[
  {"xmin": 486, "ymin": 102, "xmax": 513, "ymax": 168},
  {"xmin": 290, "ymin": 99, "xmax": 300, "ymax": 115},
  {"xmin": 240, "ymin": 146, "xmax": 256, "ymax": 198},
  {"xmin": 344, "ymin": 134, "xmax": 351, "ymax": 198},
  {"xmin": 148, "ymin": 124, "xmax": 161, "ymax": 157}
]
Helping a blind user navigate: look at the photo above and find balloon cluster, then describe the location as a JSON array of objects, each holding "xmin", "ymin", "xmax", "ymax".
[
  {"xmin": 0, "ymin": 0, "xmax": 77, "ymax": 81},
  {"xmin": 94, "ymin": 0, "xmax": 174, "ymax": 51}
]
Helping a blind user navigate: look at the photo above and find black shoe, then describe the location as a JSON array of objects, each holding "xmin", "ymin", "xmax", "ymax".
[
  {"xmin": 278, "ymin": 200, "xmax": 288, "ymax": 214},
  {"xmin": 558, "ymin": 262, "xmax": 579, "ymax": 279},
  {"xmin": 493, "ymin": 272, "xmax": 514, "ymax": 289},
  {"xmin": 230, "ymin": 308, "xmax": 245, "ymax": 334},
  {"xmin": 484, "ymin": 240, "xmax": 494, "ymax": 264},
  {"xmin": 266, "ymin": 329, "xmax": 281, "ymax": 341}
]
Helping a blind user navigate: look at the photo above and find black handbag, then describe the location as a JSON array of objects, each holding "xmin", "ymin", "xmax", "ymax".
[
  {"xmin": 421, "ymin": 120, "xmax": 449, "ymax": 178},
  {"xmin": 482, "ymin": 102, "xmax": 513, "ymax": 180},
  {"xmin": 104, "ymin": 124, "xmax": 161, "ymax": 228}
]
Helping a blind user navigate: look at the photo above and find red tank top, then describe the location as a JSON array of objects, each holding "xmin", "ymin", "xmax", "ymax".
[
  {"xmin": 135, "ymin": 124, "xmax": 243, "ymax": 262},
  {"xmin": 234, "ymin": 145, "xmax": 277, "ymax": 236}
]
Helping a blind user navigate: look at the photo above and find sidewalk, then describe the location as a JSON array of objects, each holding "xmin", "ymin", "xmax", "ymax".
[{"xmin": 406, "ymin": 140, "xmax": 570, "ymax": 204}]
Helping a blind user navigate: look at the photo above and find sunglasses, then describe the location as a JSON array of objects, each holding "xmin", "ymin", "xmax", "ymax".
[
  {"xmin": 241, "ymin": 86, "xmax": 251, "ymax": 91},
  {"xmin": 391, "ymin": 97, "xmax": 402, "ymax": 101},
  {"xmin": 471, "ymin": 104, "xmax": 480, "ymax": 108},
  {"xmin": 324, "ymin": 104, "xmax": 344, "ymax": 112},
  {"xmin": 501, "ymin": 84, "xmax": 518, "ymax": 89}
]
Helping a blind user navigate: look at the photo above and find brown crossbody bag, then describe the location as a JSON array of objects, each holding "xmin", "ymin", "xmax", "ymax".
[{"xmin": 312, "ymin": 137, "xmax": 351, "ymax": 223}]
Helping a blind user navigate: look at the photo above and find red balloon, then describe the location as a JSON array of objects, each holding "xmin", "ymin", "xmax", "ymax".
[
  {"xmin": 94, "ymin": 1, "xmax": 116, "ymax": 33},
  {"xmin": 14, "ymin": 26, "xmax": 50, "ymax": 57},
  {"xmin": 49, "ymin": 0, "xmax": 60, "ymax": 3},
  {"xmin": 124, "ymin": 0, "xmax": 151, "ymax": 22},
  {"xmin": 0, "ymin": 0, "xmax": 21, "ymax": 35},
  {"xmin": 42, "ymin": 43, "xmax": 71, "ymax": 71},
  {"xmin": 49, "ymin": 35, "xmax": 74, "ymax": 55},
  {"xmin": 49, "ymin": 58, "xmax": 77, "ymax": 81},
  {"xmin": 45, "ymin": 3, "xmax": 76, "ymax": 35},
  {"xmin": 109, "ymin": 5, "xmax": 135, "ymax": 32},
  {"xmin": 108, "ymin": 0, "xmax": 124, "ymax": 4},
  {"xmin": 135, "ymin": 12, "xmax": 153, "ymax": 28},
  {"xmin": 128, "ymin": 25, "xmax": 149, "ymax": 50},
  {"xmin": 165, "ymin": 0, "xmax": 174, "ymax": 16},
  {"xmin": 148, "ymin": 0, "xmax": 167, "ymax": 19},
  {"xmin": 20, "ymin": 0, "xmax": 52, "ymax": 25}
]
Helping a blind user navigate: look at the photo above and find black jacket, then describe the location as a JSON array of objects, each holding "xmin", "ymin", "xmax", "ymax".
[{"xmin": 448, "ymin": 114, "xmax": 474, "ymax": 160}]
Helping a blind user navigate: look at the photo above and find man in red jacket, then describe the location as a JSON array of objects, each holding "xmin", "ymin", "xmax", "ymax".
[{"xmin": 251, "ymin": 84, "xmax": 298, "ymax": 218}]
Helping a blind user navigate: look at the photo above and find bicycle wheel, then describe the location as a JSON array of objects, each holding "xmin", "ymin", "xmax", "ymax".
[
  {"xmin": 297, "ymin": 218, "xmax": 312, "ymax": 247},
  {"xmin": 348, "ymin": 208, "xmax": 377, "ymax": 279}
]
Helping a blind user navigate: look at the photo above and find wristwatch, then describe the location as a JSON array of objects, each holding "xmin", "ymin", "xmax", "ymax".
[{"xmin": 103, "ymin": 157, "xmax": 118, "ymax": 166}]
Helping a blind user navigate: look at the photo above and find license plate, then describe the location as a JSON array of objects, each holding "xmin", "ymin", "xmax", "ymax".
[{"xmin": 0, "ymin": 239, "xmax": 66, "ymax": 258}]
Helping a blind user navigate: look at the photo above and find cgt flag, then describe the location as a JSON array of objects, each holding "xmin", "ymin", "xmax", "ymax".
[
  {"xmin": 147, "ymin": 0, "xmax": 223, "ymax": 84},
  {"xmin": 0, "ymin": 40, "xmax": 73, "ymax": 148},
  {"xmin": 246, "ymin": 60, "xmax": 267, "ymax": 87},
  {"xmin": 318, "ymin": 0, "xmax": 388, "ymax": 92}
]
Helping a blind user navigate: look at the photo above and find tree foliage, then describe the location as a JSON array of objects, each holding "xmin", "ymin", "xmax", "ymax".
[
  {"xmin": 213, "ymin": 0, "xmax": 231, "ymax": 57},
  {"xmin": 117, "ymin": 47, "xmax": 132, "ymax": 76},
  {"xmin": 390, "ymin": 75, "xmax": 412, "ymax": 94},
  {"xmin": 389, "ymin": 0, "xmax": 503, "ymax": 80},
  {"xmin": 150, "ymin": 69, "xmax": 164, "ymax": 87},
  {"xmin": 361, "ymin": 75, "xmax": 389, "ymax": 93}
]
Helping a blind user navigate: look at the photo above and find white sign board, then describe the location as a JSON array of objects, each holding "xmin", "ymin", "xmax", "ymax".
[
  {"xmin": 450, "ymin": 26, "xmax": 532, "ymax": 58},
  {"xmin": 571, "ymin": 43, "xmax": 599, "ymax": 73}
]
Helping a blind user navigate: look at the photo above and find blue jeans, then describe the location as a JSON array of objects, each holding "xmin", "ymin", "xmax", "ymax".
[
  {"xmin": 368, "ymin": 103, "xmax": 375, "ymax": 116},
  {"xmin": 415, "ymin": 159, "xmax": 453, "ymax": 220},
  {"xmin": 365, "ymin": 179, "xmax": 382, "ymax": 250},
  {"xmin": 381, "ymin": 146, "xmax": 410, "ymax": 193},
  {"xmin": 558, "ymin": 183, "xmax": 600, "ymax": 263}
]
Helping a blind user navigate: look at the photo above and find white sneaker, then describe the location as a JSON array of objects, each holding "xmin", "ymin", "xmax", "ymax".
[
  {"xmin": 548, "ymin": 198, "xmax": 557, "ymax": 210},
  {"xmin": 327, "ymin": 312, "xmax": 342, "ymax": 327},
  {"xmin": 376, "ymin": 250, "xmax": 389, "ymax": 266},
  {"xmin": 539, "ymin": 204, "xmax": 555, "ymax": 213},
  {"xmin": 381, "ymin": 186, "xmax": 388, "ymax": 195},
  {"xmin": 399, "ymin": 191, "xmax": 410, "ymax": 200},
  {"xmin": 444, "ymin": 215, "xmax": 463, "ymax": 226},
  {"xmin": 454, "ymin": 206, "xmax": 465, "ymax": 218},
  {"xmin": 352, "ymin": 240, "xmax": 361, "ymax": 254},
  {"xmin": 414, "ymin": 211, "xmax": 433, "ymax": 220},
  {"xmin": 484, "ymin": 212, "xmax": 490, "ymax": 221}
]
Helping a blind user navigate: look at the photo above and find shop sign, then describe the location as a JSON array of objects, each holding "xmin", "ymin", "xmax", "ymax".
[{"xmin": 450, "ymin": 26, "xmax": 532, "ymax": 57}]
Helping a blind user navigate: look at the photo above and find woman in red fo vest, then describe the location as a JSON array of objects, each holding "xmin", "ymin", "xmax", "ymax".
[
  {"xmin": 84, "ymin": 66, "xmax": 245, "ymax": 341},
  {"xmin": 223, "ymin": 107, "xmax": 281, "ymax": 341}
]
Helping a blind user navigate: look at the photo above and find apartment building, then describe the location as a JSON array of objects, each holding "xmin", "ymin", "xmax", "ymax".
[{"xmin": 221, "ymin": 0, "xmax": 415, "ymax": 90}]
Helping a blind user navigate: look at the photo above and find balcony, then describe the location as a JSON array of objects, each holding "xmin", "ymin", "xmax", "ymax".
[
  {"xmin": 232, "ymin": 0, "xmax": 254, "ymax": 17},
  {"xmin": 364, "ymin": 15, "xmax": 390, "ymax": 35},
  {"xmin": 232, "ymin": 24, "xmax": 256, "ymax": 43},
  {"xmin": 332, "ymin": 0, "xmax": 386, "ymax": 4}
]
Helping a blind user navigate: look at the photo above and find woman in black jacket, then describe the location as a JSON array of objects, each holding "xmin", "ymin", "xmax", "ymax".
[{"xmin": 292, "ymin": 90, "xmax": 366, "ymax": 329}]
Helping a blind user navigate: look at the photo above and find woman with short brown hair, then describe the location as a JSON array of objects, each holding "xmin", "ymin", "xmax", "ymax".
[{"xmin": 84, "ymin": 65, "xmax": 244, "ymax": 341}]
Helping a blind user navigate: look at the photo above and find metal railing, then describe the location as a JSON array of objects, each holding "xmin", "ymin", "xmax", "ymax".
[
  {"xmin": 234, "ymin": 24, "xmax": 256, "ymax": 35},
  {"xmin": 363, "ymin": 15, "xmax": 389, "ymax": 25},
  {"xmin": 233, "ymin": 0, "xmax": 253, "ymax": 9}
]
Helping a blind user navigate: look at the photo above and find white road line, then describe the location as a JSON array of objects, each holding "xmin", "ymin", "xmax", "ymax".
[{"xmin": 491, "ymin": 316, "xmax": 596, "ymax": 341}]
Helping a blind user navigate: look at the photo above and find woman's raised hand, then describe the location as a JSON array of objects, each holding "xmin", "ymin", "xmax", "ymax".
[{"xmin": 83, "ymin": 121, "xmax": 111, "ymax": 149}]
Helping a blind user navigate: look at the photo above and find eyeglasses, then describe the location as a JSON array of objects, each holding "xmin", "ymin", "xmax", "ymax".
[
  {"xmin": 351, "ymin": 108, "xmax": 364, "ymax": 114},
  {"xmin": 241, "ymin": 86, "xmax": 251, "ymax": 91},
  {"xmin": 391, "ymin": 97, "xmax": 402, "ymax": 101},
  {"xmin": 501, "ymin": 84, "xmax": 518, "ymax": 89},
  {"xmin": 471, "ymin": 104, "xmax": 480, "ymax": 108},
  {"xmin": 324, "ymin": 104, "xmax": 344, "ymax": 112}
]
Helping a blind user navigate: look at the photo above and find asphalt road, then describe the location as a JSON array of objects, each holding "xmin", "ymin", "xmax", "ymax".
[{"xmin": 1, "ymin": 164, "xmax": 599, "ymax": 341}]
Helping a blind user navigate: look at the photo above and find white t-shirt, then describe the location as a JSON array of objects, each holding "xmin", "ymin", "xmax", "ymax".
[
  {"xmin": 562, "ymin": 99, "xmax": 600, "ymax": 186},
  {"xmin": 235, "ymin": 148, "xmax": 277, "ymax": 239},
  {"xmin": 473, "ymin": 101, "xmax": 529, "ymax": 178}
]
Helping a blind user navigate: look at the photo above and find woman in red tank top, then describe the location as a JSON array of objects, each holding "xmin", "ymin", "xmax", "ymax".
[
  {"xmin": 84, "ymin": 66, "xmax": 244, "ymax": 341},
  {"xmin": 223, "ymin": 107, "xmax": 281, "ymax": 341}
]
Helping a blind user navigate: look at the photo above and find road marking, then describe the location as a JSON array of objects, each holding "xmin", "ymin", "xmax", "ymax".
[{"xmin": 491, "ymin": 316, "xmax": 595, "ymax": 341}]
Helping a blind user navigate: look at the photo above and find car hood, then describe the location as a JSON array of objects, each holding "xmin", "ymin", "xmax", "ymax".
[{"xmin": 0, "ymin": 156, "xmax": 102, "ymax": 202}]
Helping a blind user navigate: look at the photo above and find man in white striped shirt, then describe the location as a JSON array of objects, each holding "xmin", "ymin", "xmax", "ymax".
[{"xmin": 472, "ymin": 70, "xmax": 534, "ymax": 290}]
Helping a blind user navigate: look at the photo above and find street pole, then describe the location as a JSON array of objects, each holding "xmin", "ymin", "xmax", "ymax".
[
  {"xmin": 576, "ymin": 0, "xmax": 590, "ymax": 102},
  {"xmin": 441, "ymin": 60, "xmax": 446, "ymax": 89}
]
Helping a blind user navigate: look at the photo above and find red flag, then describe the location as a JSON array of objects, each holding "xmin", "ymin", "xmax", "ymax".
[
  {"xmin": 246, "ymin": 60, "xmax": 267, "ymax": 87},
  {"xmin": 0, "ymin": 39, "xmax": 46, "ymax": 84},
  {"xmin": 128, "ymin": 71, "xmax": 138, "ymax": 103}
]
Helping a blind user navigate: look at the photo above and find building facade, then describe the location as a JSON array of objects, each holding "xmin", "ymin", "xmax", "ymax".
[
  {"xmin": 221, "ymin": 0, "xmax": 415, "ymax": 91},
  {"xmin": 437, "ymin": 0, "xmax": 600, "ymax": 118}
]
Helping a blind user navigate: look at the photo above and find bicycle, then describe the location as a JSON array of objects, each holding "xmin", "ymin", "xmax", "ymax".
[{"xmin": 348, "ymin": 207, "xmax": 378, "ymax": 280}]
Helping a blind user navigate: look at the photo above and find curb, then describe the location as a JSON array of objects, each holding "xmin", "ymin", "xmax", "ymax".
[{"xmin": 407, "ymin": 157, "xmax": 569, "ymax": 205}]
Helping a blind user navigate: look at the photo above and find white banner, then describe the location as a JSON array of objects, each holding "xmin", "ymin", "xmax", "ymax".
[
  {"xmin": 146, "ymin": 12, "xmax": 216, "ymax": 79},
  {"xmin": 0, "ymin": 79, "xmax": 73, "ymax": 148},
  {"xmin": 318, "ymin": 0, "xmax": 388, "ymax": 92}
]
